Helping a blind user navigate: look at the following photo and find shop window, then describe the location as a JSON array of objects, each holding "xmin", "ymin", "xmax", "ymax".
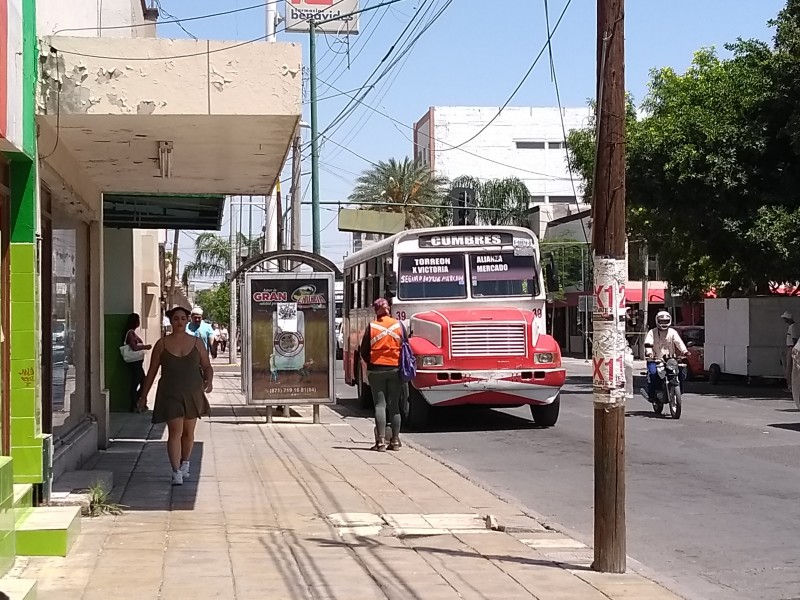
[{"xmin": 49, "ymin": 216, "xmax": 89, "ymax": 435}]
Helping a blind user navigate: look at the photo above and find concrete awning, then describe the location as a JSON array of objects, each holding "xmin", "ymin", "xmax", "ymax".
[{"xmin": 38, "ymin": 36, "xmax": 301, "ymax": 203}]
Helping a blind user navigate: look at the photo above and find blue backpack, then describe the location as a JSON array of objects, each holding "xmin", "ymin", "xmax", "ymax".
[{"xmin": 399, "ymin": 322, "xmax": 417, "ymax": 382}]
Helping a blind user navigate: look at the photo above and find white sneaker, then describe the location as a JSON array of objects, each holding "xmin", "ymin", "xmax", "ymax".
[
  {"xmin": 179, "ymin": 461, "xmax": 190, "ymax": 480},
  {"xmin": 172, "ymin": 470, "xmax": 183, "ymax": 486}
]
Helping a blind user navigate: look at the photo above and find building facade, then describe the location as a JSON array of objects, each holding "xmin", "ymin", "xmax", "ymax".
[
  {"xmin": 413, "ymin": 106, "xmax": 592, "ymax": 212},
  {"xmin": 0, "ymin": 0, "xmax": 302, "ymax": 572}
]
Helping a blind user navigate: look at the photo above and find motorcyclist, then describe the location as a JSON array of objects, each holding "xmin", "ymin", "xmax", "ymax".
[{"xmin": 644, "ymin": 310, "xmax": 689, "ymax": 402}]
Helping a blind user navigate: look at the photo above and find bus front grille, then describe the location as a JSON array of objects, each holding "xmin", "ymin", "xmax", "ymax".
[{"xmin": 450, "ymin": 323, "xmax": 527, "ymax": 357}]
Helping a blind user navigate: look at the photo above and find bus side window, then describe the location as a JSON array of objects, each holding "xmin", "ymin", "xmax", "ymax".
[{"xmin": 344, "ymin": 272, "xmax": 352, "ymax": 316}]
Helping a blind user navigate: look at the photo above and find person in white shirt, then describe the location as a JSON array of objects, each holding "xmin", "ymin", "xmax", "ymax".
[
  {"xmin": 781, "ymin": 312, "xmax": 799, "ymax": 392},
  {"xmin": 219, "ymin": 325, "xmax": 229, "ymax": 353},
  {"xmin": 644, "ymin": 310, "xmax": 689, "ymax": 401}
]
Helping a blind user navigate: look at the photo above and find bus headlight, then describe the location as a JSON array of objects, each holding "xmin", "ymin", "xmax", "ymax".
[
  {"xmin": 534, "ymin": 352, "xmax": 555, "ymax": 364},
  {"xmin": 420, "ymin": 355, "xmax": 443, "ymax": 367}
]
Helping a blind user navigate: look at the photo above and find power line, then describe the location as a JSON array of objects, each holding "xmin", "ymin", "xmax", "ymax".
[
  {"xmin": 51, "ymin": 0, "xmax": 354, "ymax": 61},
  {"xmin": 543, "ymin": 0, "xmax": 591, "ymax": 248},
  {"xmin": 318, "ymin": 0, "xmax": 434, "ymax": 142},
  {"xmin": 322, "ymin": 0, "xmax": 450, "ymax": 145},
  {"xmin": 313, "ymin": 77, "xmax": 572, "ymax": 180},
  {"xmin": 154, "ymin": 0, "xmax": 197, "ymax": 40},
  {"xmin": 440, "ymin": 0, "xmax": 574, "ymax": 152},
  {"xmin": 52, "ymin": 1, "xmax": 277, "ymax": 35}
]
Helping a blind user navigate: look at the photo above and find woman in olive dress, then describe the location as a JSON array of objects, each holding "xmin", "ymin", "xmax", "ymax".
[{"xmin": 139, "ymin": 306, "xmax": 213, "ymax": 485}]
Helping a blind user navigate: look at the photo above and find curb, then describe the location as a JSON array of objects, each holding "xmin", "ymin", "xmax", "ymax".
[{"xmin": 401, "ymin": 435, "xmax": 700, "ymax": 600}]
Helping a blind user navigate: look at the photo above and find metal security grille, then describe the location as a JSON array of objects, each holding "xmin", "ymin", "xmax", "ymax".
[{"xmin": 450, "ymin": 323, "xmax": 527, "ymax": 357}]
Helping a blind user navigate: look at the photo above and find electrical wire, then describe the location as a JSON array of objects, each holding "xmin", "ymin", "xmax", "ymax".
[
  {"xmin": 51, "ymin": 0, "xmax": 354, "ymax": 61},
  {"xmin": 317, "ymin": 0, "xmax": 433, "ymax": 143},
  {"xmin": 154, "ymin": 0, "xmax": 198, "ymax": 40},
  {"xmin": 52, "ymin": 1, "xmax": 278, "ymax": 36},
  {"xmin": 322, "ymin": 0, "xmax": 447, "ymax": 145},
  {"xmin": 313, "ymin": 77, "xmax": 571, "ymax": 180},
  {"xmin": 440, "ymin": 0, "xmax": 574, "ymax": 152},
  {"xmin": 543, "ymin": 0, "xmax": 591, "ymax": 248},
  {"xmin": 39, "ymin": 50, "xmax": 61, "ymax": 160}
]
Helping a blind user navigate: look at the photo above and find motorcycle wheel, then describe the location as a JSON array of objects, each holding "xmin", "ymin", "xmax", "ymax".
[
  {"xmin": 668, "ymin": 385, "xmax": 682, "ymax": 420},
  {"xmin": 652, "ymin": 401, "xmax": 664, "ymax": 415}
]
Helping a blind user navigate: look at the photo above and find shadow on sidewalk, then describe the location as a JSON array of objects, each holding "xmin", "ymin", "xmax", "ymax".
[
  {"xmin": 94, "ymin": 413, "xmax": 204, "ymax": 511},
  {"xmin": 331, "ymin": 397, "xmax": 541, "ymax": 433},
  {"xmin": 309, "ymin": 535, "xmax": 593, "ymax": 572}
]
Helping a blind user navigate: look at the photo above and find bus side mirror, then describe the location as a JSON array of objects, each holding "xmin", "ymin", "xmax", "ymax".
[
  {"xmin": 544, "ymin": 253, "xmax": 559, "ymax": 293},
  {"xmin": 385, "ymin": 271, "xmax": 398, "ymax": 296}
]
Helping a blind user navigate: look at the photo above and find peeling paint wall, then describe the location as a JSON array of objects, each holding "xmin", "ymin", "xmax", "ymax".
[
  {"xmin": 37, "ymin": 0, "xmax": 156, "ymax": 38},
  {"xmin": 39, "ymin": 37, "xmax": 301, "ymax": 117}
]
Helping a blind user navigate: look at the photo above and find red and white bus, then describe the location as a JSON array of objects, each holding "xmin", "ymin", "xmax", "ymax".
[{"xmin": 342, "ymin": 226, "xmax": 566, "ymax": 428}]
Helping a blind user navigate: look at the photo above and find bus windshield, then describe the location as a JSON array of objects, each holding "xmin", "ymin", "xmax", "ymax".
[
  {"xmin": 398, "ymin": 254, "xmax": 467, "ymax": 300},
  {"xmin": 469, "ymin": 252, "xmax": 539, "ymax": 297}
]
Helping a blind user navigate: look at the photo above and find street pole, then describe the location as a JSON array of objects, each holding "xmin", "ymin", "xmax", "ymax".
[
  {"xmin": 169, "ymin": 229, "xmax": 180, "ymax": 306},
  {"xmin": 229, "ymin": 197, "xmax": 237, "ymax": 365},
  {"xmin": 592, "ymin": 0, "xmax": 626, "ymax": 574},
  {"xmin": 641, "ymin": 241, "xmax": 649, "ymax": 359},
  {"xmin": 309, "ymin": 20, "xmax": 321, "ymax": 255},
  {"xmin": 291, "ymin": 133, "xmax": 302, "ymax": 252}
]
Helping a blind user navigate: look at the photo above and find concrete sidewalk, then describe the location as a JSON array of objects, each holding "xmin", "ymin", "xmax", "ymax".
[{"xmin": 17, "ymin": 375, "xmax": 683, "ymax": 599}]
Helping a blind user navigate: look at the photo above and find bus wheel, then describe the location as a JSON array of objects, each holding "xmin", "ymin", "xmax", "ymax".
[
  {"xmin": 356, "ymin": 366, "xmax": 373, "ymax": 409},
  {"xmin": 530, "ymin": 395, "xmax": 560, "ymax": 427},
  {"xmin": 404, "ymin": 387, "xmax": 431, "ymax": 431}
]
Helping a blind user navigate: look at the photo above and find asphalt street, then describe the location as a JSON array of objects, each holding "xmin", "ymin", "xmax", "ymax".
[{"xmin": 335, "ymin": 359, "xmax": 800, "ymax": 600}]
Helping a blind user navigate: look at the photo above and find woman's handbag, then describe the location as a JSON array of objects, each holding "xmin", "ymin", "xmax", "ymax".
[
  {"xmin": 399, "ymin": 322, "xmax": 416, "ymax": 383},
  {"xmin": 120, "ymin": 330, "xmax": 146, "ymax": 363}
]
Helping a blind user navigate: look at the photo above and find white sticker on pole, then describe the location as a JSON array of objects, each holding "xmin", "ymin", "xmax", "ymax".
[{"xmin": 592, "ymin": 257, "xmax": 627, "ymax": 404}]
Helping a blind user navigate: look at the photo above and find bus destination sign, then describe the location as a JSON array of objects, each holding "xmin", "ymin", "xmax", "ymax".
[{"xmin": 419, "ymin": 233, "xmax": 514, "ymax": 248}]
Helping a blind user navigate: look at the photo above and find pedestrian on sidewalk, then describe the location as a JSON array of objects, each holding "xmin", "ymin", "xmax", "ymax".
[
  {"xmin": 139, "ymin": 306, "xmax": 214, "ymax": 486},
  {"xmin": 188, "ymin": 306, "xmax": 215, "ymax": 352},
  {"xmin": 359, "ymin": 298, "xmax": 403, "ymax": 452},
  {"xmin": 219, "ymin": 324, "xmax": 228, "ymax": 353},
  {"xmin": 123, "ymin": 313, "xmax": 152, "ymax": 413},
  {"xmin": 781, "ymin": 312, "xmax": 799, "ymax": 392}
]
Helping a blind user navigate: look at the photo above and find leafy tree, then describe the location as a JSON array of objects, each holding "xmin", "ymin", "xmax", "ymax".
[
  {"xmin": 567, "ymin": 3, "xmax": 800, "ymax": 298},
  {"xmin": 348, "ymin": 157, "xmax": 448, "ymax": 228},
  {"xmin": 540, "ymin": 238, "xmax": 590, "ymax": 297},
  {"xmin": 193, "ymin": 282, "xmax": 230, "ymax": 325},
  {"xmin": 444, "ymin": 176, "xmax": 532, "ymax": 227},
  {"xmin": 182, "ymin": 232, "xmax": 262, "ymax": 287}
]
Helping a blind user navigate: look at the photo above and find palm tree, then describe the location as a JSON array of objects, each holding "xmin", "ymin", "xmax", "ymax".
[
  {"xmin": 181, "ymin": 232, "xmax": 262, "ymax": 286},
  {"xmin": 348, "ymin": 157, "xmax": 448, "ymax": 228},
  {"xmin": 445, "ymin": 175, "xmax": 532, "ymax": 227}
]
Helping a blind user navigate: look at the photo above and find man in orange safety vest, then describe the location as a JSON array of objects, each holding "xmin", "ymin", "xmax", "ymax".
[{"xmin": 359, "ymin": 298, "xmax": 403, "ymax": 452}]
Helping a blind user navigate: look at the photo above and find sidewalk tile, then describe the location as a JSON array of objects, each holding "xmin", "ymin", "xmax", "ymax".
[{"xmin": 22, "ymin": 379, "xmax": 682, "ymax": 600}]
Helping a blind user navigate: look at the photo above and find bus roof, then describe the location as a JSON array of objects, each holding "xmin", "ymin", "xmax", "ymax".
[{"xmin": 343, "ymin": 226, "xmax": 538, "ymax": 269}]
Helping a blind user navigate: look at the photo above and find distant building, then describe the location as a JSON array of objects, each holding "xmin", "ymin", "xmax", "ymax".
[{"xmin": 413, "ymin": 106, "xmax": 592, "ymax": 212}]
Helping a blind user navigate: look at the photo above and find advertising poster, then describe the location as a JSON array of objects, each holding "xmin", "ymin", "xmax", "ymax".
[{"xmin": 246, "ymin": 274, "xmax": 334, "ymax": 404}]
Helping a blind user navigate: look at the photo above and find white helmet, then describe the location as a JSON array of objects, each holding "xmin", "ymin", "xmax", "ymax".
[{"xmin": 656, "ymin": 310, "xmax": 671, "ymax": 331}]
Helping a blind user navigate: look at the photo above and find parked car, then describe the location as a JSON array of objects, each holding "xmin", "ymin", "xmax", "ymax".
[
  {"xmin": 674, "ymin": 325, "xmax": 705, "ymax": 379},
  {"xmin": 335, "ymin": 321, "xmax": 343, "ymax": 360}
]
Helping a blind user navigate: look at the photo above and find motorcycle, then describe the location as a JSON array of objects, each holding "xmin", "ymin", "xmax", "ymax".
[{"xmin": 640, "ymin": 356, "xmax": 685, "ymax": 419}]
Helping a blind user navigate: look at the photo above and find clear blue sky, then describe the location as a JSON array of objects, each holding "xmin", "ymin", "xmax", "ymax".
[{"xmin": 161, "ymin": 0, "xmax": 786, "ymax": 284}]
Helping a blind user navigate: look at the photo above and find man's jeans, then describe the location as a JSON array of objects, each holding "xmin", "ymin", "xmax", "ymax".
[{"xmin": 647, "ymin": 361, "xmax": 686, "ymax": 402}]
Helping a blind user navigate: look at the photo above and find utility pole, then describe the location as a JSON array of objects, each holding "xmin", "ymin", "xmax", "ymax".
[
  {"xmin": 169, "ymin": 230, "xmax": 180, "ymax": 306},
  {"xmin": 291, "ymin": 133, "xmax": 302, "ymax": 252},
  {"xmin": 641, "ymin": 242, "xmax": 649, "ymax": 359},
  {"xmin": 592, "ymin": 0, "xmax": 627, "ymax": 574},
  {"xmin": 307, "ymin": 0, "xmax": 404, "ymax": 255},
  {"xmin": 229, "ymin": 197, "xmax": 237, "ymax": 365},
  {"xmin": 309, "ymin": 20, "xmax": 321, "ymax": 255}
]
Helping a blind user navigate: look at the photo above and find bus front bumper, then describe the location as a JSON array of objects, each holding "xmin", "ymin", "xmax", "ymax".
[{"xmin": 414, "ymin": 368, "xmax": 566, "ymax": 407}]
